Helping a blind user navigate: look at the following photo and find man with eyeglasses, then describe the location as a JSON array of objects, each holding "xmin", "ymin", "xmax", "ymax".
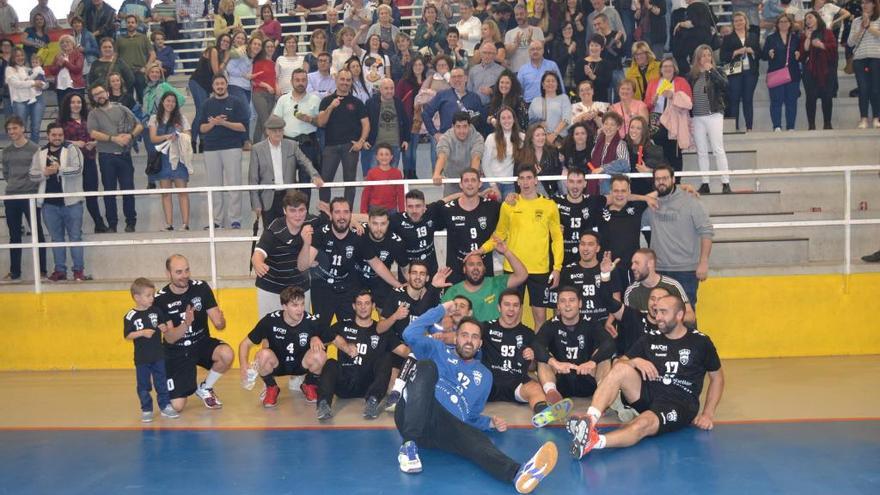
[{"xmin": 273, "ymin": 68, "xmax": 322, "ymax": 202}]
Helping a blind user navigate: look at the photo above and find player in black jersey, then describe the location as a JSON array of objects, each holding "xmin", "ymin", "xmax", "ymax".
[
  {"xmin": 356, "ymin": 206, "xmax": 409, "ymax": 309},
  {"xmin": 595, "ymin": 175, "xmax": 650, "ymax": 285},
  {"xmin": 378, "ymin": 261, "xmax": 441, "ymax": 340},
  {"xmin": 238, "ymin": 287, "xmax": 329, "ymax": 408},
  {"xmin": 298, "ymin": 197, "xmax": 403, "ymax": 331},
  {"xmin": 570, "ymin": 294, "xmax": 724, "ymax": 459},
  {"xmin": 482, "ymin": 289, "xmax": 575, "ymax": 428},
  {"xmin": 552, "ymin": 169, "xmax": 608, "ymax": 267},
  {"xmin": 439, "ymin": 169, "xmax": 500, "ymax": 284},
  {"xmin": 534, "ymin": 286, "xmax": 616, "ymax": 405},
  {"xmin": 560, "ymin": 232, "xmax": 621, "ymax": 322},
  {"xmin": 317, "ymin": 290, "xmax": 408, "ymax": 420},
  {"xmin": 389, "ymin": 189, "xmax": 446, "ymax": 276},
  {"xmin": 154, "ymin": 255, "xmax": 234, "ymax": 411}
]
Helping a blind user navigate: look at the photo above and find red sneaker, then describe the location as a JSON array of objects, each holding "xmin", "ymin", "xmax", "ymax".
[
  {"xmin": 300, "ymin": 383, "xmax": 318, "ymax": 403},
  {"xmin": 73, "ymin": 270, "xmax": 92, "ymax": 281},
  {"xmin": 262, "ymin": 385, "xmax": 280, "ymax": 408},
  {"xmin": 545, "ymin": 388, "xmax": 563, "ymax": 405},
  {"xmin": 570, "ymin": 416, "xmax": 600, "ymax": 460}
]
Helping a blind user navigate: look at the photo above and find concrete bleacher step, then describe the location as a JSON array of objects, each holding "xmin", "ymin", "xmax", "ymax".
[
  {"xmin": 683, "ymin": 149, "xmax": 757, "ymax": 170},
  {"xmin": 710, "ymin": 236, "xmax": 810, "ymax": 267},
  {"xmin": 695, "ymin": 190, "xmax": 782, "ymax": 216}
]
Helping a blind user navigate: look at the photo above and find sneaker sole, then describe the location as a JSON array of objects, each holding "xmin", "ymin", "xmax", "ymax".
[
  {"xmin": 531, "ymin": 399, "xmax": 573, "ymax": 428},
  {"xmin": 263, "ymin": 402, "xmax": 278, "ymax": 408},
  {"xmin": 515, "ymin": 442, "xmax": 558, "ymax": 494}
]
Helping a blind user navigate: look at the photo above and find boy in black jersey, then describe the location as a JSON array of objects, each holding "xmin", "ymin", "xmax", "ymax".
[
  {"xmin": 124, "ymin": 278, "xmax": 179, "ymax": 422},
  {"xmin": 237, "ymin": 286, "xmax": 328, "ymax": 408},
  {"xmin": 534, "ymin": 286, "xmax": 616, "ymax": 405},
  {"xmin": 356, "ymin": 206, "xmax": 410, "ymax": 309},
  {"xmin": 560, "ymin": 232, "xmax": 621, "ymax": 322},
  {"xmin": 439, "ymin": 170, "xmax": 501, "ymax": 284},
  {"xmin": 483, "ymin": 289, "xmax": 575, "ymax": 428},
  {"xmin": 317, "ymin": 290, "xmax": 408, "ymax": 420},
  {"xmin": 154, "ymin": 255, "xmax": 234, "ymax": 412},
  {"xmin": 570, "ymin": 287, "xmax": 724, "ymax": 459}
]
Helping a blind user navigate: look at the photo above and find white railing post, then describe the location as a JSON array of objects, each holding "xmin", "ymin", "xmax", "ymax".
[
  {"xmin": 29, "ymin": 198, "xmax": 41, "ymax": 294},
  {"xmin": 206, "ymin": 192, "xmax": 218, "ymax": 289},
  {"xmin": 844, "ymin": 169, "xmax": 852, "ymax": 292}
]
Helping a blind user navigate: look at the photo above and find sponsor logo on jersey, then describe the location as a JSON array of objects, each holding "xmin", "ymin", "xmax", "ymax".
[
  {"xmin": 167, "ymin": 300, "xmax": 182, "ymax": 308},
  {"xmin": 651, "ymin": 344, "xmax": 667, "ymax": 352},
  {"xmin": 478, "ymin": 216, "xmax": 487, "ymax": 229},
  {"xmin": 665, "ymin": 409, "xmax": 678, "ymax": 423},
  {"xmin": 679, "ymin": 348, "xmax": 691, "ymax": 365},
  {"xmin": 370, "ymin": 334, "xmax": 380, "ymax": 349},
  {"xmin": 299, "ymin": 332, "xmax": 308, "ymax": 346},
  {"xmin": 534, "ymin": 210, "xmax": 544, "ymax": 221},
  {"xmin": 451, "ymin": 215, "xmax": 465, "ymax": 221},
  {"xmin": 343, "ymin": 326, "xmax": 358, "ymax": 335},
  {"xmin": 489, "ymin": 329, "xmax": 503, "ymax": 338},
  {"xmin": 473, "ymin": 370, "xmax": 483, "ymax": 386},
  {"xmin": 191, "ymin": 297, "xmax": 203, "ymax": 311},
  {"xmin": 273, "ymin": 326, "xmax": 288, "ymax": 335}
]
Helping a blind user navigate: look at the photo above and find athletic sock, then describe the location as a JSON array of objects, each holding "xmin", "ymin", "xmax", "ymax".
[
  {"xmin": 533, "ymin": 401, "xmax": 549, "ymax": 414},
  {"xmin": 587, "ymin": 406, "xmax": 602, "ymax": 421},
  {"xmin": 203, "ymin": 370, "xmax": 223, "ymax": 389},
  {"xmin": 595, "ymin": 435, "xmax": 607, "ymax": 450},
  {"xmin": 391, "ymin": 377, "xmax": 406, "ymax": 394},
  {"xmin": 542, "ymin": 382, "xmax": 557, "ymax": 394},
  {"xmin": 262, "ymin": 375, "xmax": 277, "ymax": 387}
]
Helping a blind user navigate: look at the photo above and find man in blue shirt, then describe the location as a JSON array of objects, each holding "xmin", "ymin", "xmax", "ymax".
[
  {"xmin": 516, "ymin": 40, "xmax": 565, "ymax": 104},
  {"xmin": 395, "ymin": 301, "xmax": 558, "ymax": 494},
  {"xmin": 421, "ymin": 67, "xmax": 484, "ymax": 165}
]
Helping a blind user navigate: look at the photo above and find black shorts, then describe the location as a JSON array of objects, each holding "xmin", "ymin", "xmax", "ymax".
[
  {"xmin": 273, "ymin": 361, "xmax": 309, "ymax": 377},
  {"xmin": 515, "ymin": 273, "xmax": 553, "ymax": 308},
  {"xmin": 487, "ymin": 373, "xmax": 532, "ymax": 403},
  {"xmin": 624, "ymin": 380, "xmax": 699, "ymax": 436},
  {"xmin": 556, "ymin": 372, "xmax": 598, "ymax": 398},
  {"xmin": 165, "ymin": 337, "xmax": 226, "ymax": 399}
]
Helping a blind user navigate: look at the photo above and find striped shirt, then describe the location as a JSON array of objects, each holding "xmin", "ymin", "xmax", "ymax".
[
  {"xmin": 623, "ymin": 275, "xmax": 690, "ymax": 313},
  {"xmin": 254, "ymin": 216, "xmax": 317, "ymax": 294},
  {"xmin": 691, "ymin": 74, "xmax": 712, "ymax": 117},
  {"xmin": 848, "ymin": 18, "xmax": 880, "ymax": 60}
]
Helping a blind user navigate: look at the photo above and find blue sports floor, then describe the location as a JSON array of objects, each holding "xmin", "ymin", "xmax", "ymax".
[{"xmin": 3, "ymin": 421, "xmax": 879, "ymax": 494}]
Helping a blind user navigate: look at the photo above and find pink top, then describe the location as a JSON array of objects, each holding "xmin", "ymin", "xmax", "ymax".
[
  {"xmin": 609, "ymin": 99, "xmax": 649, "ymax": 138},
  {"xmin": 259, "ymin": 19, "xmax": 282, "ymax": 41}
]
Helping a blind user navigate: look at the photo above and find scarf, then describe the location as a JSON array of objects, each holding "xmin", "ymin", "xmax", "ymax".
[{"xmin": 587, "ymin": 131, "xmax": 621, "ymax": 195}]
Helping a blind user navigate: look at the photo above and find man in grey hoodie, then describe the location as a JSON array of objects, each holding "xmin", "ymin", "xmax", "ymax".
[
  {"xmin": 644, "ymin": 165, "xmax": 713, "ymax": 307},
  {"xmin": 431, "ymin": 111, "xmax": 485, "ymax": 196}
]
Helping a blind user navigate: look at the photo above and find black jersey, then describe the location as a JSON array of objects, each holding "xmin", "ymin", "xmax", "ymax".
[
  {"xmin": 597, "ymin": 201, "xmax": 648, "ymax": 268},
  {"xmin": 617, "ymin": 305, "xmax": 659, "ymax": 355},
  {"xmin": 440, "ymin": 197, "xmax": 500, "ymax": 279},
  {"xmin": 123, "ymin": 306, "xmax": 171, "ymax": 365},
  {"xmin": 534, "ymin": 315, "xmax": 616, "ymax": 365},
  {"xmin": 389, "ymin": 202, "xmax": 444, "ymax": 274},
  {"xmin": 626, "ymin": 329, "xmax": 721, "ymax": 407},
  {"xmin": 356, "ymin": 228, "xmax": 407, "ymax": 305},
  {"xmin": 254, "ymin": 215, "xmax": 318, "ymax": 293},
  {"xmin": 310, "ymin": 214, "xmax": 377, "ymax": 292},
  {"xmin": 247, "ymin": 311, "xmax": 323, "ymax": 368},
  {"xmin": 380, "ymin": 286, "xmax": 441, "ymax": 338},
  {"xmin": 329, "ymin": 319, "xmax": 399, "ymax": 372},
  {"xmin": 480, "ymin": 320, "xmax": 535, "ymax": 381},
  {"xmin": 560, "ymin": 262, "xmax": 621, "ymax": 321},
  {"xmin": 154, "ymin": 279, "xmax": 218, "ymax": 352},
  {"xmin": 553, "ymin": 194, "xmax": 607, "ymax": 266}
]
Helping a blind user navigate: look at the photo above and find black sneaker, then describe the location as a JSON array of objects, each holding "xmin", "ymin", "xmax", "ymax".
[
  {"xmin": 316, "ymin": 400, "xmax": 333, "ymax": 421},
  {"xmin": 94, "ymin": 220, "xmax": 109, "ymax": 234},
  {"xmin": 722, "ymin": 183, "xmax": 732, "ymax": 194},
  {"xmin": 363, "ymin": 396, "xmax": 381, "ymax": 419},
  {"xmin": 698, "ymin": 183, "xmax": 711, "ymax": 194},
  {"xmin": 107, "ymin": 224, "xmax": 118, "ymax": 233},
  {"xmin": 125, "ymin": 224, "xmax": 136, "ymax": 233},
  {"xmin": 862, "ymin": 250, "xmax": 880, "ymax": 263}
]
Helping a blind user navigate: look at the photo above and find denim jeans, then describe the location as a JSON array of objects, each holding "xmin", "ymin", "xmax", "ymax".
[
  {"xmin": 768, "ymin": 80, "xmax": 800, "ymax": 130},
  {"xmin": 188, "ymin": 80, "xmax": 209, "ymax": 147},
  {"xmin": 726, "ymin": 70, "xmax": 758, "ymax": 130},
  {"xmin": 98, "ymin": 152, "xmax": 137, "ymax": 227},
  {"xmin": 360, "ymin": 145, "xmax": 401, "ymax": 175},
  {"xmin": 12, "ymin": 93, "xmax": 46, "ymax": 142},
  {"xmin": 853, "ymin": 58, "xmax": 880, "ymax": 119},
  {"xmin": 3, "ymin": 199, "xmax": 47, "ymax": 278},
  {"xmin": 403, "ymin": 133, "xmax": 421, "ymax": 172},
  {"xmin": 136, "ymin": 360, "xmax": 170, "ymax": 411},
  {"xmin": 42, "ymin": 202, "xmax": 84, "ymax": 273},
  {"xmin": 659, "ymin": 270, "xmax": 699, "ymax": 307}
]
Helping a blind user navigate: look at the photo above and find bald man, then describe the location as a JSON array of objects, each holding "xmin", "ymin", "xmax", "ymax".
[
  {"xmin": 516, "ymin": 40, "xmax": 565, "ymax": 103},
  {"xmin": 364, "ymin": 78, "xmax": 411, "ymax": 173}
]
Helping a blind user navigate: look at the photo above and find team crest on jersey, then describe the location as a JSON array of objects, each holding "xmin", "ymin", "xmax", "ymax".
[
  {"xmin": 665, "ymin": 409, "xmax": 678, "ymax": 423},
  {"xmin": 299, "ymin": 333, "xmax": 308, "ymax": 346},
  {"xmin": 577, "ymin": 334, "xmax": 585, "ymax": 349},
  {"xmin": 594, "ymin": 275, "xmax": 602, "ymax": 286},
  {"xmin": 370, "ymin": 335, "xmax": 380, "ymax": 349},
  {"xmin": 472, "ymin": 370, "xmax": 483, "ymax": 386},
  {"xmin": 534, "ymin": 210, "xmax": 544, "ymax": 221},
  {"xmin": 515, "ymin": 334, "xmax": 524, "ymax": 349},
  {"xmin": 679, "ymin": 349, "xmax": 691, "ymax": 365},
  {"xmin": 148, "ymin": 313, "xmax": 159, "ymax": 327},
  {"xmin": 478, "ymin": 216, "xmax": 487, "ymax": 229},
  {"xmin": 345, "ymin": 245, "xmax": 354, "ymax": 259},
  {"xmin": 379, "ymin": 250, "xmax": 389, "ymax": 261},
  {"xmin": 191, "ymin": 297, "xmax": 203, "ymax": 311}
]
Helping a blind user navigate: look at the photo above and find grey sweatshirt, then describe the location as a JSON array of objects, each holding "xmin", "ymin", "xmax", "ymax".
[
  {"xmin": 2, "ymin": 140, "xmax": 40, "ymax": 195},
  {"xmin": 645, "ymin": 187, "xmax": 714, "ymax": 271}
]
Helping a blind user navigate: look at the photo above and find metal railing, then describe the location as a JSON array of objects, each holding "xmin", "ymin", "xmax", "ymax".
[{"xmin": 1, "ymin": 164, "xmax": 877, "ymax": 294}]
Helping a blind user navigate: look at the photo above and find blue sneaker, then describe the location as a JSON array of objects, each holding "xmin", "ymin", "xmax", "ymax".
[
  {"xmin": 514, "ymin": 442, "xmax": 558, "ymax": 494},
  {"xmin": 231, "ymin": 222, "xmax": 241, "ymax": 229},
  {"xmin": 398, "ymin": 440, "xmax": 422, "ymax": 474}
]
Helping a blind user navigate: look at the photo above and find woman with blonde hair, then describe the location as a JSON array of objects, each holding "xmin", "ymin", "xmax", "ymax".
[
  {"xmin": 47, "ymin": 34, "xmax": 86, "ymax": 106},
  {"xmin": 624, "ymin": 41, "xmax": 660, "ymax": 101},
  {"xmin": 687, "ymin": 44, "xmax": 730, "ymax": 193},
  {"xmin": 214, "ymin": 0, "xmax": 243, "ymax": 38},
  {"xmin": 471, "ymin": 18, "xmax": 506, "ymax": 65}
]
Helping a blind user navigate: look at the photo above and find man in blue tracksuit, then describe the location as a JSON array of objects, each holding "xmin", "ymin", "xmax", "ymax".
[{"xmin": 395, "ymin": 301, "xmax": 557, "ymax": 494}]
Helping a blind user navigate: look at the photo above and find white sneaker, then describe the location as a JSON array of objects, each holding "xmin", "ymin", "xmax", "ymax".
[
  {"xmin": 289, "ymin": 374, "xmax": 304, "ymax": 391},
  {"xmin": 398, "ymin": 441, "xmax": 422, "ymax": 474},
  {"xmin": 160, "ymin": 405, "xmax": 180, "ymax": 419},
  {"xmin": 858, "ymin": 119, "xmax": 869, "ymax": 129},
  {"xmin": 774, "ymin": 127, "xmax": 782, "ymax": 132},
  {"xmin": 873, "ymin": 118, "xmax": 880, "ymax": 129},
  {"xmin": 141, "ymin": 411, "xmax": 154, "ymax": 423}
]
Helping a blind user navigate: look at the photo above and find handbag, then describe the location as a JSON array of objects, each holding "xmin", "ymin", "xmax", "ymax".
[
  {"xmin": 145, "ymin": 151, "xmax": 162, "ymax": 175},
  {"xmin": 723, "ymin": 58, "xmax": 743, "ymax": 76},
  {"xmin": 766, "ymin": 35, "xmax": 792, "ymax": 89}
]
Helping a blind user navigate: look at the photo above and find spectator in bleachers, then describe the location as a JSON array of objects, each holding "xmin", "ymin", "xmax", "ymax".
[
  {"xmin": 634, "ymin": 0, "xmax": 668, "ymax": 58},
  {"xmin": 456, "ymin": 1, "xmax": 482, "ymax": 55},
  {"xmin": 271, "ymin": 68, "xmax": 322, "ymax": 202},
  {"xmin": 31, "ymin": 0, "xmax": 59, "ymax": 29},
  {"xmin": 609, "ymin": 79, "xmax": 649, "ymax": 137},
  {"xmin": 482, "ymin": 106, "xmax": 524, "ymax": 196},
  {"xmin": 687, "ymin": 44, "xmax": 730, "ymax": 194},
  {"xmin": 589, "ymin": 111, "xmax": 630, "ymax": 194},
  {"xmin": 346, "ymin": 56, "xmax": 373, "ymax": 103},
  {"xmin": 396, "ymin": 54, "xmax": 428, "ymax": 179},
  {"xmin": 561, "ymin": 0, "xmax": 586, "ymax": 38},
  {"xmin": 2, "ymin": 116, "xmax": 47, "ymax": 282},
  {"xmin": 258, "ymin": 4, "xmax": 281, "ymax": 44},
  {"xmin": 324, "ymin": 7, "xmax": 342, "ymax": 52},
  {"xmin": 474, "ymin": 0, "xmax": 491, "ymax": 21},
  {"xmin": 214, "ymin": 0, "xmax": 243, "ymax": 38},
  {"xmin": 108, "ymin": 72, "xmax": 136, "ymax": 112},
  {"xmin": 144, "ymin": 62, "xmax": 184, "ymax": 116},
  {"xmin": 344, "ymin": 0, "xmax": 374, "ymax": 45},
  {"xmin": 625, "ymin": 115, "xmax": 667, "ymax": 195},
  {"xmin": 575, "ymin": 35, "xmax": 615, "ymax": 107},
  {"xmin": 276, "ymin": 35, "xmax": 305, "ymax": 94},
  {"xmin": 505, "ymin": 3, "xmax": 544, "ymax": 72},
  {"xmin": 517, "ymin": 123, "xmax": 560, "ymax": 195},
  {"xmin": 472, "ymin": 18, "xmax": 506, "ymax": 65},
  {"xmin": 549, "ymin": 22, "xmax": 582, "ymax": 97},
  {"xmin": 373, "ymin": 0, "xmax": 402, "ymax": 26},
  {"xmin": 432, "ymin": 110, "xmax": 485, "ymax": 194},
  {"xmin": 731, "ymin": 0, "xmax": 762, "ymax": 30},
  {"xmin": 307, "ymin": 52, "xmax": 336, "ymax": 98},
  {"xmin": 763, "ymin": 13, "xmax": 802, "ymax": 131},
  {"xmin": 645, "ymin": 56, "xmax": 692, "ymax": 175},
  {"xmin": 467, "ymin": 42, "xmax": 505, "ymax": 107},
  {"xmin": 118, "ymin": 0, "xmax": 152, "ymax": 34},
  {"xmin": 6, "ymin": 47, "xmax": 48, "ymax": 143},
  {"xmin": 87, "ymin": 82, "xmax": 143, "ymax": 233},
  {"xmin": 362, "ymin": 34, "xmax": 392, "ymax": 79},
  {"xmin": 801, "ymin": 11, "xmax": 838, "ymax": 130},
  {"xmin": 672, "ymin": 0, "xmax": 716, "ymax": 74},
  {"xmin": 0, "ymin": 0, "xmax": 19, "ymax": 34},
  {"xmin": 528, "ymin": 71, "xmax": 572, "ymax": 147},
  {"xmin": 530, "ymin": 0, "xmax": 552, "ymax": 40},
  {"xmin": 235, "ymin": 0, "xmax": 258, "ymax": 19},
  {"xmin": 367, "ymin": 4, "xmax": 400, "ymax": 55},
  {"xmin": 149, "ymin": 91, "xmax": 194, "ymax": 231},
  {"xmin": 22, "ymin": 13, "xmax": 49, "ymax": 61},
  {"xmin": 304, "ymin": 28, "xmax": 328, "ymax": 70},
  {"xmin": 720, "ymin": 11, "xmax": 760, "ymax": 132},
  {"xmin": 442, "ymin": 27, "xmax": 470, "ymax": 70},
  {"xmin": 58, "ymin": 92, "xmax": 107, "ymax": 233},
  {"xmin": 625, "ymin": 42, "xmax": 660, "ymax": 101},
  {"xmin": 294, "ymin": 0, "xmax": 330, "ymax": 37},
  {"xmin": 364, "ymin": 77, "xmax": 410, "ymax": 170},
  {"xmin": 30, "ymin": 123, "xmax": 88, "ymax": 282},
  {"xmin": 47, "ymin": 35, "xmax": 86, "ymax": 108},
  {"xmin": 89, "ymin": 38, "xmax": 131, "ymax": 90},
  {"xmin": 848, "ymin": 0, "xmax": 880, "ymax": 129},
  {"xmin": 152, "ymin": 31, "xmax": 177, "ymax": 77},
  {"xmin": 486, "ymin": 70, "xmax": 530, "ymax": 132},
  {"xmin": 571, "ymin": 79, "xmax": 609, "ymax": 135},
  {"xmin": 517, "ymin": 40, "xmax": 564, "ymax": 104},
  {"xmin": 592, "ymin": 13, "xmax": 626, "ymax": 101},
  {"xmin": 227, "ymin": 35, "xmax": 261, "ymax": 148},
  {"xmin": 85, "ymin": 0, "xmax": 118, "ymax": 40},
  {"xmin": 423, "ymin": 67, "xmax": 484, "ymax": 165},
  {"xmin": 415, "ymin": 4, "xmax": 448, "ymax": 56},
  {"xmin": 332, "ymin": 26, "xmax": 362, "ymax": 75},
  {"xmin": 188, "ymin": 33, "xmax": 231, "ymax": 150},
  {"xmin": 252, "ymin": 39, "xmax": 279, "ymax": 142},
  {"xmin": 152, "ymin": 0, "xmax": 179, "ymax": 40},
  {"xmin": 177, "ymin": 0, "xmax": 206, "ymax": 49},
  {"xmin": 389, "ymin": 31, "xmax": 418, "ymax": 81},
  {"xmin": 586, "ymin": 0, "xmax": 625, "ymax": 42},
  {"xmin": 229, "ymin": 29, "xmax": 247, "ymax": 57},
  {"xmin": 561, "ymin": 121, "xmax": 594, "ymax": 176},
  {"xmin": 70, "ymin": 17, "xmax": 99, "ymax": 76},
  {"xmin": 612, "ymin": 0, "xmax": 636, "ymax": 55},
  {"xmin": 117, "ymin": 14, "xmax": 156, "ymax": 105},
  {"xmin": 198, "ymin": 74, "xmax": 249, "ymax": 229}
]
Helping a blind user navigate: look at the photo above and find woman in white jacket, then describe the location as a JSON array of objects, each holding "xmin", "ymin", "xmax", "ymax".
[
  {"xmin": 5, "ymin": 47, "xmax": 48, "ymax": 142},
  {"xmin": 482, "ymin": 106, "xmax": 525, "ymax": 197}
]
